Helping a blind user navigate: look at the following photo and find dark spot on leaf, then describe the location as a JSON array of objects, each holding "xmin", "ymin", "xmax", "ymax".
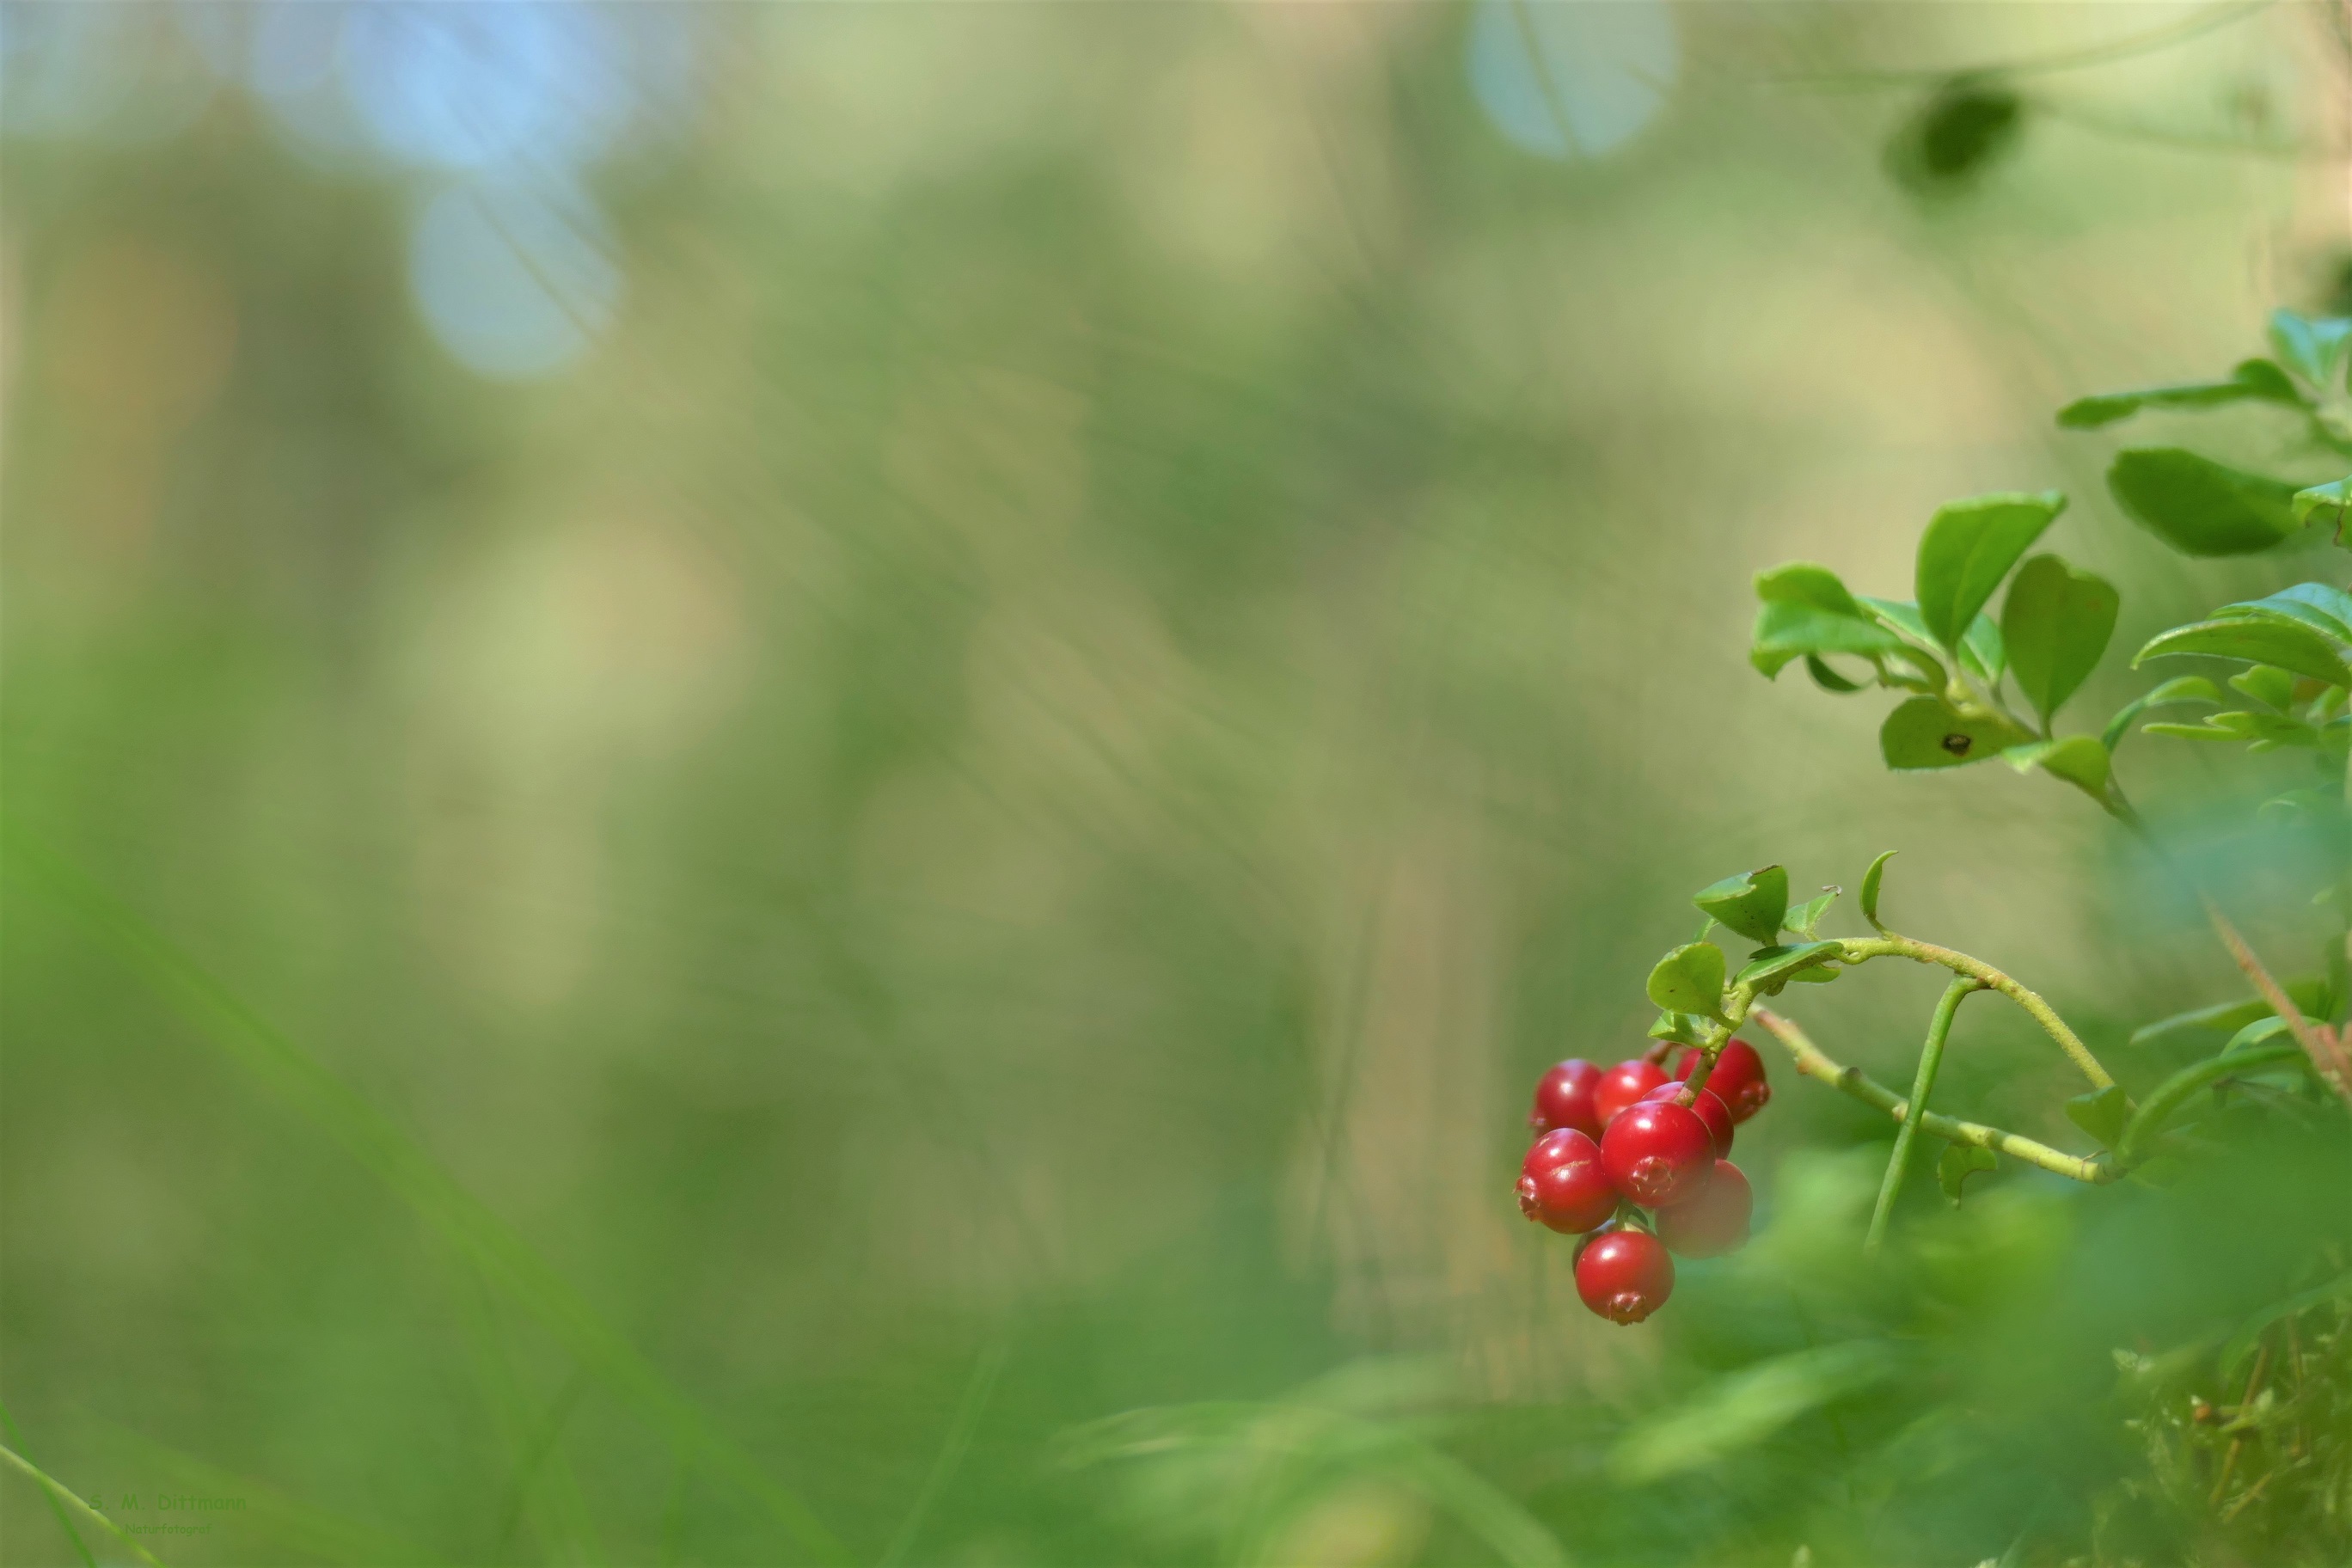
[
  {"xmin": 1940, "ymin": 732, "xmax": 1973, "ymax": 756},
  {"xmin": 1887, "ymin": 78, "xmax": 2024, "ymax": 197}
]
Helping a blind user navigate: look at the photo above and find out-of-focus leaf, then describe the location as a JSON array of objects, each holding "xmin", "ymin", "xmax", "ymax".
[
  {"xmin": 2219, "ymin": 1271, "xmax": 2352, "ymax": 1380},
  {"xmin": 2214, "ymin": 584, "xmax": 2352, "ymax": 643},
  {"xmin": 2055, "ymin": 358, "xmax": 2303, "ymax": 428},
  {"xmin": 2127, "ymin": 977, "xmax": 2330, "ymax": 1049},
  {"xmin": 2292, "ymin": 475, "xmax": 2352, "ymax": 531},
  {"xmin": 1734, "ymin": 941, "xmax": 1841, "ymax": 993},
  {"xmin": 2227, "ymin": 665, "xmax": 2299, "ymax": 711},
  {"xmin": 2143, "ymin": 709, "xmax": 2323, "ymax": 747},
  {"xmin": 2000, "ymin": 735, "xmax": 2109, "ymax": 799},
  {"xmin": 1647, "ymin": 943, "xmax": 1727, "ymax": 1020},
  {"xmin": 2221, "ymin": 1016, "xmax": 2292, "ymax": 1054},
  {"xmin": 2001, "ymin": 554, "xmax": 2117, "ymax": 722},
  {"xmin": 1859, "ymin": 850, "xmax": 1896, "ymax": 932},
  {"xmin": 1783, "ymin": 890, "xmax": 1838, "ymax": 940},
  {"xmin": 2105, "ymin": 448, "xmax": 2304, "ymax": 556},
  {"xmin": 1694, "ymin": 867, "xmax": 1788, "ymax": 946},
  {"xmin": 2268, "ymin": 308, "xmax": 2352, "ymax": 386},
  {"xmin": 1914, "ymin": 492, "xmax": 2066, "ymax": 652},
  {"xmin": 1886, "ymin": 79, "xmax": 2024, "ymax": 195},
  {"xmin": 1880, "ymin": 696, "xmax": 2035, "ymax": 769},
  {"xmin": 2064, "ymin": 1085, "xmax": 2129, "ymax": 1148},
  {"xmin": 1936, "ymin": 1144, "xmax": 1997, "ymax": 1205},
  {"xmin": 2135, "ymin": 618, "xmax": 2351, "ymax": 688},
  {"xmin": 1610, "ymin": 1343, "xmax": 1900, "ymax": 1483},
  {"xmin": 2102, "ymin": 676, "xmax": 2223, "ymax": 750}
]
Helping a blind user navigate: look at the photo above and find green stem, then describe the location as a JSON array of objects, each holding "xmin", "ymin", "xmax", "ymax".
[
  {"xmin": 2115, "ymin": 1043, "xmax": 2312, "ymax": 1165},
  {"xmin": 0, "ymin": 1444, "xmax": 168, "ymax": 1568},
  {"xmin": 1865, "ymin": 977, "xmax": 1981, "ymax": 1252},
  {"xmin": 1749, "ymin": 1006, "xmax": 2116, "ymax": 1185},
  {"xmin": 1832, "ymin": 936, "xmax": 2116, "ymax": 1091}
]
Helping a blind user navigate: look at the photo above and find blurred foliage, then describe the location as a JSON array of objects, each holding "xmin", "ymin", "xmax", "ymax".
[{"xmin": 3, "ymin": 4, "xmax": 2351, "ymax": 1566}]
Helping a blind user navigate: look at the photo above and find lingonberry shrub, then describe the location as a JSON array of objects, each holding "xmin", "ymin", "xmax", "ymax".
[{"xmin": 1516, "ymin": 311, "xmax": 2352, "ymax": 1392}]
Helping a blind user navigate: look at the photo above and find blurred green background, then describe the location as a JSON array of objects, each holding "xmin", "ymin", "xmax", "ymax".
[{"xmin": 4, "ymin": 3, "xmax": 2349, "ymax": 1565}]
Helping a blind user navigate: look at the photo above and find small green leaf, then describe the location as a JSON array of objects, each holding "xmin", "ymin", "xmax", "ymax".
[
  {"xmin": 1880, "ymin": 696, "xmax": 2036, "ymax": 769},
  {"xmin": 2127, "ymin": 977, "xmax": 2332, "ymax": 1049},
  {"xmin": 1804, "ymin": 653, "xmax": 1869, "ymax": 694},
  {"xmin": 1647, "ymin": 943, "xmax": 1727, "ymax": 1020},
  {"xmin": 1914, "ymin": 492, "xmax": 2067, "ymax": 652},
  {"xmin": 1886, "ymin": 80, "xmax": 2024, "ymax": 196},
  {"xmin": 2214, "ymin": 584, "xmax": 2352, "ymax": 643},
  {"xmin": 2135, "ymin": 617, "xmax": 2352, "ymax": 688},
  {"xmin": 2268, "ymin": 308, "xmax": 2352, "ymax": 386},
  {"xmin": 2000, "ymin": 735, "xmax": 2110, "ymax": 799},
  {"xmin": 2001, "ymin": 554, "xmax": 2118, "ymax": 723},
  {"xmin": 1694, "ymin": 867, "xmax": 1789, "ymax": 946},
  {"xmin": 2064, "ymin": 1084, "xmax": 2130, "ymax": 1148},
  {"xmin": 1734, "ymin": 942, "xmax": 1841, "ymax": 993},
  {"xmin": 2055, "ymin": 358, "xmax": 2304, "ymax": 428},
  {"xmin": 2228, "ymin": 665, "xmax": 2299, "ymax": 711},
  {"xmin": 2105, "ymin": 448, "xmax": 2305, "ymax": 556},
  {"xmin": 1756, "ymin": 562, "xmax": 1867, "ymax": 617},
  {"xmin": 1647, "ymin": 1011, "xmax": 1711, "ymax": 1047},
  {"xmin": 1859, "ymin": 850, "xmax": 1896, "ymax": 932},
  {"xmin": 1785, "ymin": 964, "xmax": 1841, "ymax": 984},
  {"xmin": 1750, "ymin": 601, "xmax": 1907, "ymax": 679},
  {"xmin": 2101, "ymin": 676, "xmax": 2223, "ymax": 750},
  {"xmin": 1783, "ymin": 890, "xmax": 1839, "ymax": 940},
  {"xmin": 1936, "ymin": 1144, "xmax": 1997, "ymax": 1205}
]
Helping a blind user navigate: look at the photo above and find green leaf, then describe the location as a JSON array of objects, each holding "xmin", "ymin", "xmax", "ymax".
[
  {"xmin": 1785, "ymin": 964, "xmax": 1841, "ymax": 984},
  {"xmin": 2214, "ymin": 584, "xmax": 2352, "ymax": 644},
  {"xmin": 1856, "ymin": 597, "xmax": 1979, "ymax": 683},
  {"xmin": 1936, "ymin": 1144, "xmax": 1997, "ymax": 1205},
  {"xmin": 1859, "ymin": 850, "xmax": 1896, "ymax": 932},
  {"xmin": 1647, "ymin": 943, "xmax": 1727, "ymax": 1020},
  {"xmin": 2268, "ymin": 308, "xmax": 2352, "ymax": 386},
  {"xmin": 2292, "ymin": 476, "xmax": 2352, "ymax": 535},
  {"xmin": 2055, "ymin": 358, "xmax": 2304, "ymax": 429},
  {"xmin": 1879, "ymin": 696, "xmax": 2036, "ymax": 769},
  {"xmin": 2000, "ymin": 735, "xmax": 2110, "ymax": 799},
  {"xmin": 1647, "ymin": 1011, "xmax": 1711, "ymax": 1047},
  {"xmin": 1611, "ymin": 1343, "xmax": 1900, "ymax": 1484},
  {"xmin": 1694, "ymin": 867, "xmax": 1789, "ymax": 946},
  {"xmin": 1756, "ymin": 561, "xmax": 1867, "ymax": 617},
  {"xmin": 2228, "ymin": 665, "xmax": 2299, "ymax": 711},
  {"xmin": 2126, "ymin": 977, "xmax": 2331, "ymax": 1050},
  {"xmin": 2144, "ymin": 709, "xmax": 2324, "ymax": 748},
  {"xmin": 1886, "ymin": 80, "xmax": 2024, "ymax": 196},
  {"xmin": 2064, "ymin": 1084, "xmax": 2130, "ymax": 1148},
  {"xmin": 1804, "ymin": 653, "xmax": 1868, "ymax": 694},
  {"xmin": 2101, "ymin": 676, "xmax": 2223, "ymax": 750},
  {"xmin": 2000, "ymin": 554, "xmax": 2117, "ymax": 723},
  {"xmin": 1783, "ymin": 890, "xmax": 1839, "ymax": 940},
  {"xmin": 1750, "ymin": 600, "xmax": 1906, "ymax": 679},
  {"xmin": 1734, "ymin": 942, "xmax": 1841, "ymax": 993},
  {"xmin": 2135, "ymin": 617, "xmax": 2352, "ymax": 688},
  {"xmin": 2105, "ymin": 448, "xmax": 2304, "ymax": 556},
  {"xmin": 1914, "ymin": 491, "xmax": 2067, "ymax": 652}
]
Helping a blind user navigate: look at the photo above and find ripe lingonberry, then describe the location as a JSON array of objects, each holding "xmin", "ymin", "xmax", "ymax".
[
  {"xmin": 1640, "ymin": 1080, "xmax": 1732, "ymax": 1159},
  {"xmin": 1675, "ymin": 1038, "xmax": 1770, "ymax": 1122},
  {"xmin": 1529, "ymin": 1058, "xmax": 1604, "ymax": 1138},
  {"xmin": 1574, "ymin": 1227, "xmax": 1675, "ymax": 1324},
  {"xmin": 1591, "ymin": 1058, "xmax": 1669, "ymax": 1126},
  {"xmin": 1655, "ymin": 1160, "xmax": 1752, "ymax": 1259},
  {"xmin": 1600, "ymin": 1099, "xmax": 1716, "ymax": 1207},
  {"xmin": 1515, "ymin": 1128, "xmax": 1616, "ymax": 1234}
]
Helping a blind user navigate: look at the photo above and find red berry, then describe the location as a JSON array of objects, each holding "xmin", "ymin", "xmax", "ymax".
[
  {"xmin": 1529, "ymin": 1058, "xmax": 1604, "ymax": 1138},
  {"xmin": 1674, "ymin": 1038, "xmax": 1771, "ymax": 1122},
  {"xmin": 1515, "ymin": 1128, "xmax": 1616, "ymax": 1234},
  {"xmin": 1574, "ymin": 1228, "xmax": 1675, "ymax": 1323},
  {"xmin": 1655, "ymin": 1160, "xmax": 1752, "ymax": 1259},
  {"xmin": 1591, "ymin": 1059, "xmax": 1668, "ymax": 1126},
  {"xmin": 1600, "ymin": 1100, "xmax": 1716, "ymax": 1207},
  {"xmin": 1640, "ymin": 1081, "xmax": 1732, "ymax": 1159}
]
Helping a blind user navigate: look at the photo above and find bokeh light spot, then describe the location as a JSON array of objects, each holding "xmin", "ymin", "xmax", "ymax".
[
  {"xmin": 1467, "ymin": 0, "xmax": 1677, "ymax": 161},
  {"xmin": 407, "ymin": 179, "xmax": 622, "ymax": 381}
]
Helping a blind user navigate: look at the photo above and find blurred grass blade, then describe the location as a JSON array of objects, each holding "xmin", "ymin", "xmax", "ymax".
[
  {"xmin": 1610, "ymin": 1343, "xmax": 1898, "ymax": 1483},
  {"xmin": 1394, "ymin": 1449, "xmax": 1570, "ymax": 1568},
  {"xmin": 3, "ymin": 829, "xmax": 849, "ymax": 1566},
  {"xmin": 0, "ymin": 1401, "xmax": 95, "ymax": 1568},
  {"xmin": 878, "ymin": 1333, "xmax": 1011, "ymax": 1568},
  {"xmin": 0, "ymin": 1442, "xmax": 167, "ymax": 1568},
  {"xmin": 96, "ymin": 1425, "xmax": 442, "ymax": 1566}
]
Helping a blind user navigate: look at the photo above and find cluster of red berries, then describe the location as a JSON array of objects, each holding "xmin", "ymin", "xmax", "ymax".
[{"xmin": 1516, "ymin": 1040, "xmax": 1770, "ymax": 1325}]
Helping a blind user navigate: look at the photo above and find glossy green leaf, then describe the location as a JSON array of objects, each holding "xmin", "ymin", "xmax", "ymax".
[
  {"xmin": 2268, "ymin": 308, "xmax": 2352, "ymax": 386},
  {"xmin": 1647, "ymin": 943, "xmax": 1727, "ymax": 1020},
  {"xmin": 1859, "ymin": 850, "xmax": 1896, "ymax": 932},
  {"xmin": 2213, "ymin": 584, "xmax": 2352, "ymax": 643},
  {"xmin": 2055, "ymin": 358, "xmax": 2303, "ymax": 428},
  {"xmin": 1694, "ymin": 867, "xmax": 1788, "ymax": 946},
  {"xmin": 2000, "ymin": 554, "xmax": 2116, "ymax": 723},
  {"xmin": 1750, "ymin": 600, "xmax": 1906, "ymax": 679},
  {"xmin": 1783, "ymin": 890, "xmax": 1839, "ymax": 940},
  {"xmin": 1734, "ymin": 942, "xmax": 1841, "ymax": 993},
  {"xmin": 2100, "ymin": 676, "xmax": 2222, "ymax": 750},
  {"xmin": 1755, "ymin": 561, "xmax": 1867, "ymax": 617},
  {"xmin": 1936, "ymin": 1144, "xmax": 1997, "ymax": 1205},
  {"xmin": 2105, "ymin": 448, "xmax": 2303, "ymax": 556},
  {"xmin": 2135, "ymin": 617, "xmax": 2351, "ymax": 688},
  {"xmin": 1856, "ymin": 598, "xmax": 1976, "ymax": 683},
  {"xmin": 2063, "ymin": 1084, "xmax": 2129, "ymax": 1148},
  {"xmin": 2000, "ymin": 735, "xmax": 2110, "ymax": 799},
  {"xmin": 1879, "ymin": 696, "xmax": 2035, "ymax": 769},
  {"xmin": 1647, "ymin": 1011, "xmax": 1711, "ymax": 1047},
  {"xmin": 1914, "ymin": 491, "xmax": 2066, "ymax": 651},
  {"xmin": 2228, "ymin": 665, "xmax": 2299, "ymax": 711}
]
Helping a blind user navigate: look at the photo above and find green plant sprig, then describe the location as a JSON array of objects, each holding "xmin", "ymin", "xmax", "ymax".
[{"xmin": 1865, "ymin": 976, "xmax": 1985, "ymax": 1251}]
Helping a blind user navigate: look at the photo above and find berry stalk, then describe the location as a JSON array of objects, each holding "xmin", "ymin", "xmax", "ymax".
[{"xmin": 1865, "ymin": 975, "xmax": 1981, "ymax": 1252}]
